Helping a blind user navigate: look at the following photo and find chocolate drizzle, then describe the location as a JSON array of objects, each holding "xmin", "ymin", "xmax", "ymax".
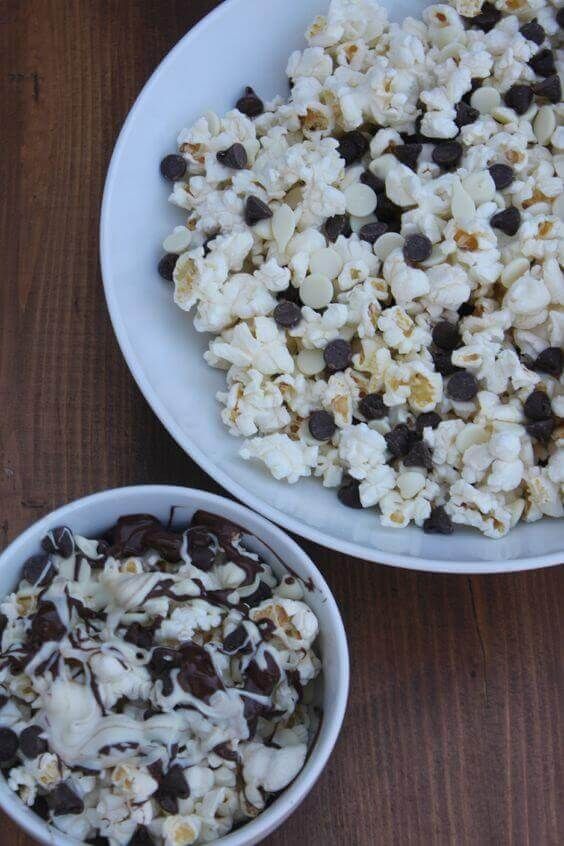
[{"xmin": 176, "ymin": 642, "xmax": 224, "ymax": 702}]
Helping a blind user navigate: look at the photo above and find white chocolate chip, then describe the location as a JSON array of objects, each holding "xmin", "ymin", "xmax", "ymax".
[
  {"xmin": 500, "ymin": 257, "xmax": 529, "ymax": 288},
  {"xmin": 272, "ymin": 204, "xmax": 296, "ymax": 252},
  {"xmin": 163, "ymin": 226, "xmax": 192, "ymax": 254},
  {"xmin": 300, "ymin": 273, "xmax": 334, "ymax": 309},
  {"xmin": 373, "ymin": 232, "xmax": 404, "ymax": 260},
  {"xmin": 297, "ymin": 348, "xmax": 325, "ymax": 375},
  {"xmin": 491, "ymin": 106, "xmax": 517, "ymax": 125},
  {"xmin": 462, "ymin": 172, "xmax": 496, "ymax": 204},
  {"xmin": 344, "ymin": 183, "xmax": 377, "ymax": 217},
  {"xmin": 534, "ymin": 106, "xmax": 556, "ymax": 147},
  {"xmin": 309, "ymin": 247, "xmax": 343, "ymax": 279},
  {"xmin": 470, "ymin": 86, "xmax": 501, "ymax": 115},
  {"xmin": 451, "ymin": 180, "xmax": 476, "ymax": 221}
]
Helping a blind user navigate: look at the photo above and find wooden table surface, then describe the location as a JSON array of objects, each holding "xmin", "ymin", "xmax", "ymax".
[{"xmin": 1, "ymin": 1, "xmax": 563, "ymax": 843}]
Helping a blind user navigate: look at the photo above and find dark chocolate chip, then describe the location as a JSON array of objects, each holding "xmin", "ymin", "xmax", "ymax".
[
  {"xmin": 532, "ymin": 75, "xmax": 562, "ymax": 104},
  {"xmin": 244, "ymin": 195, "xmax": 272, "ymax": 226},
  {"xmin": 403, "ymin": 233, "xmax": 432, "ymax": 263},
  {"xmin": 455, "ymin": 101, "xmax": 479, "ymax": 129},
  {"xmin": 432, "ymin": 142, "xmax": 463, "ymax": 169},
  {"xmin": 463, "ymin": 2, "xmax": 501, "ymax": 32},
  {"xmin": 423, "ymin": 505, "xmax": 454, "ymax": 535},
  {"xmin": 519, "ymin": 19, "xmax": 545, "ymax": 45},
  {"xmin": 404, "ymin": 441, "xmax": 434, "ymax": 470},
  {"xmin": 236, "ymin": 86, "xmax": 264, "ymax": 118},
  {"xmin": 528, "ymin": 48, "xmax": 556, "ymax": 77},
  {"xmin": 446, "ymin": 371, "xmax": 478, "ymax": 401},
  {"xmin": 41, "ymin": 526, "xmax": 74, "ymax": 558},
  {"xmin": 160, "ymin": 764, "xmax": 190, "ymax": 799},
  {"xmin": 358, "ymin": 221, "xmax": 387, "ymax": 244},
  {"xmin": 87, "ymin": 838, "xmax": 111, "ymax": 846},
  {"xmin": 324, "ymin": 214, "xmax": 351, "ymax": 242},
  {"xmin": 490, "ymin": 206, "xmax": 521, "ymax": 236},
  {"xmin": 533, "ymin": 347, "xmax": 562, "ymax": 378},
  {"xmin": 458, "ymin": 300, "xmax": 475, "ymax": 317},
  {"xmin": 432, "ymin": 348, "xmax": 461, "ymax": 376},
  {"xmin": 337, "ymin": 477, "xmax": 362, "ymax": 509},
  {"xmin": 385, "ymin": 424, "xmax": 417, "ymax": 458},
  {"xmin": 337, "ymin": 130, "xmax": 368, "ymax": 165},
  {"xmin": 432, "ymin": 321, "xmax": 461, "ymax": 351},
  {"xmin": 503, "ymin": 84, "xmax": 533, "ymax": 115},
  {"xmin": 186, "ymin": 528, "xmax": 217, "ymax": 569},
  {"xmin": 47, "ymin": 783, "xmax": 84, "ymax": 815},
  {"xmin": 393, "ymin": 143, "xmax": 422, "ymax": 171},
  {"xmin": 558, "ymin": 8, "xmax": 564, "ymax": 28},
  {"xmin": 157, "ymin": 253, "xmax": 177, "ymax": 281},
  {"xmin": 19, "ymin": 725, "xmax": 48, "ymax": 759},
  {"xmin": 159, "ymin": 154, "xmax": 186, "ymax": 181},
  {"xmin": 0, "ymin": 728, "xmax": 18, "ymax": 766},
  {"xmin": 524, "ymin": 389, "xmax": 552, "ymax": 421},
  {"xmin": 360, "ymin": 170, "xmax": 385, "ymax": 194},
  {"xmin": 276, "ymin": 283, "xmax": 301, "ymax": 306},
  {"xmin": 273, "ymin": 299, "xmax": 301, "ymax": 328},
  {"xmin": 128, "ymin": 826, "xmax": 155, "ymax": 846},
  {"xmin": 488, "ymin": 163, "xmax": 514, "ymax": 190},
  {"xmin": 216, "ymin": 143, "xmax": 248, "ymax": 169},
  {"xmin": 23, "ymin": 553, "xmax": 55, "ymax": 587},
  {"xmin": 375, "ymin": 194, "xmax": 402, "ymax": 223},
  {"xmin": 308, "ymin": 410, "xmax": 336, "ymax": 441},
  {"xmin": 32, "ymin": 796, "xmax": 50, "ymax": 821},
  {"xmin": 157, "ymin": 792, "xmax": 178, "ymax": 814},
  {"xmin": 30, "ymin": 602, "xmax": 66, "ymax": 642},
  {"xmin": 416, "ymin": 412, "xmax": 441, "ymax": 435},
  {"xmin": 223, "ymin": 624, "xmax": 249, "ymax": 654},
  {"xmin": 148, "ymin": 647, "xmax": 178, "ymax": 677},
  {"xmin": 324, "ymin": 339, "xmax": 352, "ymax": 372},
  {"xmin": 526, "ymin": 419, "xmax": 555, "ymax": 443},
  {"xmin": 358, "ymin": 392, "xmax": 386, "ymax": 421}
]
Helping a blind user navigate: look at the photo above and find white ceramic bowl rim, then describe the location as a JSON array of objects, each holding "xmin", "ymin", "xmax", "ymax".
[
  {"xmin": 99, "ymin": 0, "xmax": 563, "ymax": 573},
  {"xmin": 0, "ymin": 485, "xmax": 349, "ymax": 846}
]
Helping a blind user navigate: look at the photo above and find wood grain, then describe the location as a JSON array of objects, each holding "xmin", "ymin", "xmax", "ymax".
[{"xmin": 1, "ymin": 1, "xmax": 562, "ymax": 844}]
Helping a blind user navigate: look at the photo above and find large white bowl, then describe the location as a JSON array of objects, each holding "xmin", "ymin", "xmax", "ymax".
[
  {"xmin": 100, "ymin": 0, "xmax": 563, "ymax": 573},
  {"xmin": 0, "ymin": 485, "xmax": 349, "ymax": 846}
]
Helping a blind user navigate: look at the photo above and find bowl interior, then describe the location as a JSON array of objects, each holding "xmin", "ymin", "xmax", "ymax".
[
  {"xmin": 100, "ymin": 0, "xmax": 563, "ymax": 572},
  {"xmin": 0, "ymin": 486, "xmax": 348, "ymax": 846}
]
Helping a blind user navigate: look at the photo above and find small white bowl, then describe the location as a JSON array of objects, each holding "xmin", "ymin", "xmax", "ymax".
[{"xmin": 0, "ymin": 485, "xmax": 349, "ymax": 846}]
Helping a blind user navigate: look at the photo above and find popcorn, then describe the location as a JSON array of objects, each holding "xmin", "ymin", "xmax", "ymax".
[
  {"xmin": 377, "ymin": 306, "xmax": 431, "ymax": 354},
  {"xmin": 240, "ymin": 433, "xmax": 318, "ymax": 483},
  {"xmin": 384, "ymin": 360, "xmax": 443, "ymax": 413},
  {"xmin": 157, "ymin": 0, "xmax": 564, "ymax": 539},
  {"xmin": 338, "ymin": 423, "xmax": 387, "ymax": 479},
  {"xmin": 161, "ymin": 815, "xmax": 202, "ymax": 846},
  {"xmin": 446, "ymin": 480, "xmax": 512, "ymax": 538},
  {"xmin": 0, "ymin": 517, "xmax": 321, "ymax": 844}
]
